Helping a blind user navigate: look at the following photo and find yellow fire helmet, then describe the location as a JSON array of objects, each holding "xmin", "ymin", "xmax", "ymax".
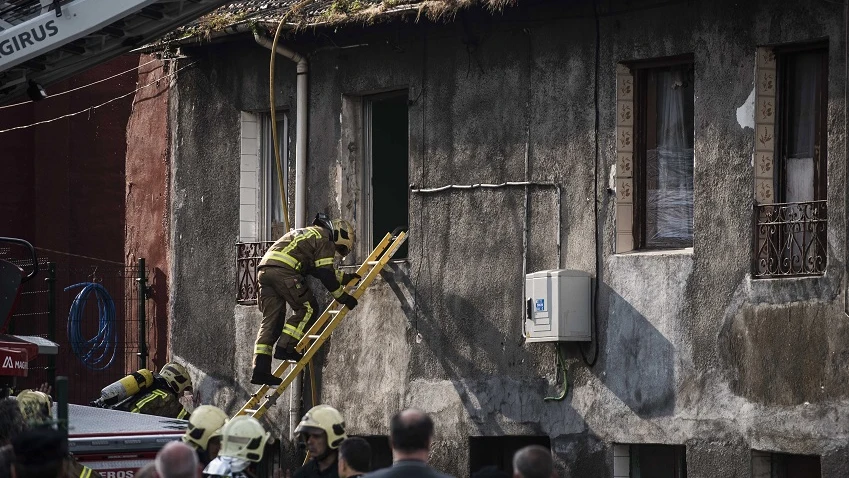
[
  {"xmin": 294, "ymin": 404, "xmax": 346, "ymax": 449},
  {"xmin": 160, "ymin": 362, "xmax": 192, "ymax": 394},
  {"xmin": 16, "ymin": 389, "xmax": 52, "ymax": 424},
  {"xmin": 220, "ymin": 416, "xmax": 270, "ymax": 463},
  {"xmin": 331, "ymin": 219, "xmax": 355, "ymax": 257},
  {"xmin": 182, "ymin": 405, "xmax": 228, "ymax": 450}
]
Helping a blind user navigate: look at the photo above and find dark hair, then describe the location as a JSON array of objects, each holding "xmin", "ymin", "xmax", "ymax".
[
  {"xmin": 0, "ymin": 398, "xmax": 25, "ymax": 444},
  {"xmin": 339, "ymin": 437, "xmax": 371, "ymax": 473},
  {"xmin": 472, "ymin": 465, "xmax": 510, "ymax": 478},
  {"xmin": 389, "ymin": 409, "xmax": 433, "ymax": 453},
  {"xmin": 12, "ymin": 426, "xmax": 67, "ymax": 478},
  {"xmin": 512, "ymin": 445, "xmax": 553, "ymax": 478}
]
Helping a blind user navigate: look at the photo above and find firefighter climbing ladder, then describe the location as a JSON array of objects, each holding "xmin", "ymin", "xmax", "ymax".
[{"xmin": 235, "ymin": 229, "xmax": 407, "ymax": 420}]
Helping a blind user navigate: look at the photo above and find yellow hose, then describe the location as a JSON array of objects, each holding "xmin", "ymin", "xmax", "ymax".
[{"xmin": 268, "ymin": 1, "xmax": 315, "ymax": 233}]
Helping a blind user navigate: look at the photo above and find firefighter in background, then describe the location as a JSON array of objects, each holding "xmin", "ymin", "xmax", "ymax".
[
  {"xmin": 183, "ymin": 405, "xmax": 228, "ymax": 466},
  {"xmin": 97, "ymin": 362, "xmax": 192, "ymax": 419},
  {"xmin": 251, "ymin": 214, "xmax": 361, "ymax": 386},
  {"xmin": 293, "ymin": 404, "xmax": 347, "ymax": 478},
  {"xmin": 16, "ymin": 389, "xmax": 101, "ymax": 478},
  {"xmin": 203, "ymin": 415, "xmax": 270, "ymax": 478}
]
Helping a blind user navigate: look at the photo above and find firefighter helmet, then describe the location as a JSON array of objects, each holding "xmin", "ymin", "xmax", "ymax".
[
  {"xmin": 17, "ymin": 389, "xmax": 51, "ymax": 424},
  {"xmin": 220, "ymin": 416, "xmax": 270, "ymax": 462},
  {"xmin": 160, "ymin": 362, "xmax": 192, "ymax": 394},
  {"xmin": 182, "ymin": 405, "xmax": 228, "ymax": 450},
  {"xmin": 331, "ymin": 219, "xmax": 355, "ymax": 257},
  {"xmin": 294, "ymin": 404, "xmax": 346, "ymax": 449}
]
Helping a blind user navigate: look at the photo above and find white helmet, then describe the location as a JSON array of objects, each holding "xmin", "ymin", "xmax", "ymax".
[
  {"xmin": 182, "ymin": 405, "xmax": 228, "ymax": 450},
  {"xmin": 294, "ymin": 404, "xmax": 346, "ymax": 449},
  {"xmin": 220, "ymin": 416, "xmax": 270, "ymax": 463},
  {"xmin": 160, "ymin": 362, "xmax": 192, "ymax": 394}
]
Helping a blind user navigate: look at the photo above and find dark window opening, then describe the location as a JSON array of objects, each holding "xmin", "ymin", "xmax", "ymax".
[
  {"xmin": 752, "ymin": 451, "xmax": 822, "ymax": 478},
  {"xmin": 633, "ymin": 59, "xmax": 695, "ymax": 250},
  {"xmin": 469, "ymin": 436, "xmax": 551, "ymax": 476},
  {"xmin": 355, "ymin": 435, "xmax": 393, "ymax": 473},
  {"xmin": 630, "ymin": 444, "xmax": 687, "ymax": 478},
  {"xmin": 366, "ymin": 92, "xmax": 409, "ymax": 258}
]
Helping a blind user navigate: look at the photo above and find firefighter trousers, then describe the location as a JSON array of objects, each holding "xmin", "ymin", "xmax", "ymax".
[{"xmin": 254, "ymin": 266, "xmax": 320, "ymax": 356}]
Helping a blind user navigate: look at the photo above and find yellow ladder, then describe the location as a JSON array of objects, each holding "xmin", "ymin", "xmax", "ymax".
[{"xmin": 235, "ymin": 229, "xmax": 407, "ymax": 420}]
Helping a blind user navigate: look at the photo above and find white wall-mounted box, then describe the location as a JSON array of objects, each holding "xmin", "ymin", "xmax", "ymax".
[{"xmin": 524, "ymin": 269, "xmax": 592, "ymax": 342}]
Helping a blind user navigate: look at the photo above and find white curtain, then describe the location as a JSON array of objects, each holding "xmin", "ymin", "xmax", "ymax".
[{"xmin": 646, "ymin": 69, "xmax": 694, "ymax": 245}]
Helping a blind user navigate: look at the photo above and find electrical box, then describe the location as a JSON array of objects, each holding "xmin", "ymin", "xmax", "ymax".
[{"xmin": 524, "ymin": 269, "xmax": 592, "ymax": 342}]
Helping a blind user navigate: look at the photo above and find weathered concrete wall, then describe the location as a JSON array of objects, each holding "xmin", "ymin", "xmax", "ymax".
[{"xmin": 165, "ymin": 0, "xmax": 849, "ymax": 476}]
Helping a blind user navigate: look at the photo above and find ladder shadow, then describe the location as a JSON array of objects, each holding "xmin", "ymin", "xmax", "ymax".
[{"xmin": 382, "ymin": 263, "xmax": 591, "ymax": 438}]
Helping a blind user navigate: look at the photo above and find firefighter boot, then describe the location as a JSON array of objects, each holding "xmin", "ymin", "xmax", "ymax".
[
  {"xmin": 273, "ymin": 345, "xmax": 303, "ymax": 362},
  {"xmin": 250, "ymin": 354, "xmax": 282, "ymax": 386}
]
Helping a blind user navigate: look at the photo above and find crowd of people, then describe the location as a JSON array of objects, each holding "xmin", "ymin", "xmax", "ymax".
[{"xmin": 0, "ymin": 392, "xmax": 558, "ymax": 478}]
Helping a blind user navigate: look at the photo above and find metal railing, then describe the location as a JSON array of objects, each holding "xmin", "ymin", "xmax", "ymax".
[
  {"xmin": 754, "ymin": 200, "xmax": 827, "ymax": 278},
  {"xmin": 236, "ymin": 242, "xmax": 274, "ymax": 305}
]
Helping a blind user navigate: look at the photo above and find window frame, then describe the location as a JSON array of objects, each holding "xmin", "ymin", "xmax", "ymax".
[{"xmin": 631, "ymin": 55, "xmax": 695, "ymax": 250}]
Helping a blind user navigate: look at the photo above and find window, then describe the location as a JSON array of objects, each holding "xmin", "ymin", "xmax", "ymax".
[
  {"xmin": 752, "ymin": 450, "xmax": 821, "ymax": 478},
  {"xmin": 615, "ymin": 444, "xmax": 686, "ymax": 478},
  {"xmin": 364, "ymin": 91, "xmax": 409, "ymax": 258},
  {"xmin": 469, "ymin": 436, "xmax": 551, "ymax": 476},
  {"xmin": 753, "ymin": 45, "xmax": 828, "ymax": 277},
  {"xmin": 632, "ymin": 59, "xmax": 695, "ymax": 249},
  {"xmin": 260, "ymin": 113, "xmax": 289, "ymax": 240}
]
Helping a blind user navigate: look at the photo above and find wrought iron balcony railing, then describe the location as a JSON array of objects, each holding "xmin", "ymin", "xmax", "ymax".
[
  {"xmin": 236, "ymin": 241, "xmax": 274, "ymax": 304},
  {"xmin": 754, "ymin": 200, "xmax": 827, "ymax": 278}
]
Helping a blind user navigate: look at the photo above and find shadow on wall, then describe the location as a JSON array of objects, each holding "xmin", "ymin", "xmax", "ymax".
[
  {"xmin": 149, "ymin": 267, "xmax": 169, "ymax": 366},
  {"xmin": 383, "ymin": 263, "xmax": 590, "ymax": 436},
  {"xmin": 592, "ymin": 283, "xmax": 676, "ymax": 419}
]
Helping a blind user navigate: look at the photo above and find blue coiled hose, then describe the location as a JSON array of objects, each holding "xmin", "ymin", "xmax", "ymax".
[{"xmin": 65, "ymin": 282, "xmax": 117, "ymax": 370}]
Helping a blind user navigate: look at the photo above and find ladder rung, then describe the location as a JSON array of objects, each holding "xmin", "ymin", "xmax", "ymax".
[
  {"xmin": 243, "ymin": 409, "xmax": 258, "ymax": 414},
  {"xmin": 307, "ymin": 335, "xmax": 320, "ymax": 339},
  {"xmin": 328, "ymin": 309, "xmax": 342, "ymax": 314},
  {"xmin": 366, "ymin": 261, "xmax": 380, "ymax": 265}
]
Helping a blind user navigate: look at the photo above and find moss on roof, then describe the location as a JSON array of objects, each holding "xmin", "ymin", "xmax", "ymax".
[{"xmin": 165, "ymin": 0, "xmax": 517, "ymax": 45}]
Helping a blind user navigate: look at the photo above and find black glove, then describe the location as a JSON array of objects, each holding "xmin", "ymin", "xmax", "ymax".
[
  {"xmin": 341, "ymin": 272, "xmax": 361, "ymax": 285},
  {"xmin": 338, "ymin": 292, "xmax": 358, "ymax": 310}
]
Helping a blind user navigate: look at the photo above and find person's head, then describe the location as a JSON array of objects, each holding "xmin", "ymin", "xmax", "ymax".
[
  {"xmin": 389, "ymin": 409, "xmax": 434, "ymax": 458},
  {"xmin": 159, "ymin": 362, "xmax": 192, "ymax": 395},
  {"xmin": 182, "ymin": 405, "xmax": 227, "ymax": 452},
  {"xmin": 10, "ymin": 426, "xmax": 67, "ymax": 478},
  {"xmin": 338, "ymin": 437, "xmax": 371, "ymax": 477},
  {"xmin": 512, "ymin": 445, "xmax": 554, "ymax": 478},
  {"xmin": 155, "ymin": 441, "xmax": 199, "ymax": 478},
  {"xmin": 295, "ymin": 404, "xmax": 346, "ymax": 460},
  {"xmin": 16, "ymin": 390, "xmax": 52, "ymax": 426},
  {"xmin": 219, "ymin": 416, "xmax": 270, "ymax": 463},
  {"xmin": 135, "ymin": 462, "xmax": 157, "ymax": 478},
  {"xmin": 0, "ymin": 397, "xmax": 25, "ymax": 445}
]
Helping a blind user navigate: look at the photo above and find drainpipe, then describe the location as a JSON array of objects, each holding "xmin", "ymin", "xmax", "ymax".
[{"xmin": 254, "ymin": 32, "xmax": 308, "ymax": 439}]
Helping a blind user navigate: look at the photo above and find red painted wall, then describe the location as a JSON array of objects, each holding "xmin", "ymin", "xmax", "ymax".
[
  {"xmin": 0, "ymin": 55, "xmax": 139, "ymax": 401},
  {"xmin": 125, "ymin": 54, "xmax": 171, "ymax": 371}
]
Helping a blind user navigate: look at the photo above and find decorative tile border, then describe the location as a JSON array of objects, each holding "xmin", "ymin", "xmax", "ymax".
[
  {"xmin": 754, "ymin": 47, "xmax": 776, "ymax": 203},
  {"xmin": 616, "ymin": 64, "xmax": 635, "ymax": 252}
]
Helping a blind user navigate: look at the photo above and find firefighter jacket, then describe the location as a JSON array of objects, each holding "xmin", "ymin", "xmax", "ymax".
[
  {"xmin": 66, "ymin": 455, "xmax": 101, "ymax": 478},
  {"xmin": 111, "ymin": 378, "xmax": 189, "ymax": 420},
  {"xmin": 259, "ymin": 226, "xmax": 347, "ymax": 300}
]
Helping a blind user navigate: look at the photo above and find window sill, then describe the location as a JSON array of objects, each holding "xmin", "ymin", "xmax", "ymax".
[{"xmin": 614, "ymin": 247, "xmax": 693, "ymax": 257}]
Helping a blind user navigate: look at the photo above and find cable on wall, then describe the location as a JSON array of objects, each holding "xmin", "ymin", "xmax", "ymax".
[
  {"xmin": 0, "ymin": 58, "xmax": 161, "ymax": 110},
  {"xmin": 0, "ymin": 60, "xmax": 197, "ymax": 134}
]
